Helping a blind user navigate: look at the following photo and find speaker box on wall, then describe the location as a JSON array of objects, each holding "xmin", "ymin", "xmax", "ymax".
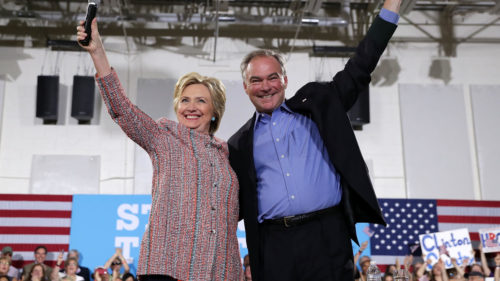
[
  {"xmin": 71, "ymin": 75, "xmax": 95, "ymax": 121},
  {"xmin": 36, "ymin": 75, "xmax": 59, "ymax": 122},
  {"xmin": 347, "ymin": 86, "xmax": 370, "ymax": 130}
]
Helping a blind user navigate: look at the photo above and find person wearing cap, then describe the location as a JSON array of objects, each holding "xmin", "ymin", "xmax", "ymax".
[
  {"xmin": 21, "ymin": 246, "xmax": 52, "ymax": 281},
  {"xmin": 92, "ymin": 267, "xmax": 109, "ymax": 281},
  {"xmin": 1, "ymin": 247, "xmax": 19, "ymax": 280}
]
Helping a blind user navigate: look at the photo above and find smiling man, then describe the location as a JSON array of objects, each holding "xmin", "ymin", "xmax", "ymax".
[
  {"xmin": 228, "ymin": 0, "xmax": 402, "ymax": 280},
  {"xmin": 21, "ymin": 245, "xmax": 53, "ymax": 281}
]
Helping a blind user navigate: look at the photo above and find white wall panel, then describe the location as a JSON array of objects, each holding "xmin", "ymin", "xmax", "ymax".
[
  {"xmin": 399, "ymin": 84, "xmax": 474, "ymax": 199},
  {"xmin": 470, "ymin": 85, "xmax": 500, "ymax": 200}
]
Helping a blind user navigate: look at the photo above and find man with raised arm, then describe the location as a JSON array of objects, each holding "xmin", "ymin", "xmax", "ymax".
[{"xmin": 228, "ymin": 0, "xmax": 402, "ymax": 280}]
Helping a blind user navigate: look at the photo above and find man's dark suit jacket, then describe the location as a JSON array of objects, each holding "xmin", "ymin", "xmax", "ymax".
[{"xmin": 228, "ymin": 16, "xmax": 397, "ymax": 280}]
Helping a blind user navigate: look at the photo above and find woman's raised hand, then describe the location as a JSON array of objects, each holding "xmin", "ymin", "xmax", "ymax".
[
  {"xmin": 76, "ymin": 17, "xmax": 111, "ymax": 77},
  {"xmin": 76, "ymin": 18, "xmax": 103, "ymax": 54}
]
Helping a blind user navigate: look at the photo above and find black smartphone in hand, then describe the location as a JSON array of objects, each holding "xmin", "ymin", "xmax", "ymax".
[{"xmin": 79, "ymin": 2, "xmax": 97, "ymax": 46}]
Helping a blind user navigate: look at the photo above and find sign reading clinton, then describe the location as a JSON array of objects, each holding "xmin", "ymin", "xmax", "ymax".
[
  {"xmin": 479, "ymin": 228, "xmax": 500, "ymax": 253},
  {"xmin": 419, "ymin": 228, "xmax": 474, "ymax": 270}
]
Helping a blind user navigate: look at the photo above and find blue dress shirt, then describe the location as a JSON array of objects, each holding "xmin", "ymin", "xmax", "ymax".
[{"xmin": 253, "ymin": 11, "xmax": 399, "ymax": 222}]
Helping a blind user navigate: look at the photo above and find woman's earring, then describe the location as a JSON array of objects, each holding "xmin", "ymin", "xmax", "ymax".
[{"xmin": 211, "ymin": 117, "xmax": 216, "ymax": 122}]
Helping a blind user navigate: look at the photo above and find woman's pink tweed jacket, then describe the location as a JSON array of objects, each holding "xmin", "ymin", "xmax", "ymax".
[{"xmin": 97, "ymin": 70, "xmax": 243, "ymax": 281}]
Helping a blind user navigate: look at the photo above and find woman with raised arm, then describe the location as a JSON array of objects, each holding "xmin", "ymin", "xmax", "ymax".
[{"xmin": 76, "ymin": 18, "xmax": 242, "ymax": 281}]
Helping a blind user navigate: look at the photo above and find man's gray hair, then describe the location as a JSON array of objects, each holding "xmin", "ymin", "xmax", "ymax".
[{"xmin": 240, "ymin": 49, "xmax": 287, "ymax": 81}]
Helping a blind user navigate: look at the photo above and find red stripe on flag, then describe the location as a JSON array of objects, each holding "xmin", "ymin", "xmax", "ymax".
[
  {"xmin": 0, "ymin": 210, "xmax": 72, "ymax": 218},
  {"xmin": 0, "ymin": 244, "xmax": 69, "ymax": 252},
  {"xmin": 0, "ymin": 194, "xmax": 73, "ymax": 202},
  {"xmin": 0, "ymin": 226, "xmax": 70, "ymax": 235},
  {"xmin": 11, "ymin": 261, "xmax": 61, "ymax": 268},
  {"xmin": 437, "ymin": 199, "xmax": 500, "ymax": 208},
  {"xmin": 437, "ymin": 215, "xmax": 500, "ymax": 224},
  {"xmin": 470, "ymin": 232, "xmax": 479, "ymax": 241}
]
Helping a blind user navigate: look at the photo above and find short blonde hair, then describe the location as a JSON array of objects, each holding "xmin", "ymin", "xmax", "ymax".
[{"xmin": 173, "ymin": 72, "xmax": 226, "ymax": 135}]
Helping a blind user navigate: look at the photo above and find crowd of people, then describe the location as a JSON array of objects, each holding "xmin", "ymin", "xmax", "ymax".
[
  {"xmin": 353, "ymin": 242, "xmax": 500, "ymax": 281},
  {"xmin": 0, "ymin": 247, "xmax": 133, "ymax": 281},
  {"xmin": 2, "ymin": 244, "xmax": 499, "ymax": 281}
]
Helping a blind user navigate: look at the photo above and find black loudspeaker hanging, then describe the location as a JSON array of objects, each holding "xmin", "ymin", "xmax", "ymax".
[
  {"xmin": 71, "ymin": 75, "xmax": 95, "ymax": 121},
  {"xmin": 347, "ymin": 86, "xmax": 370, "ymax": 130},
  {"xmin": 36, "ymin": 75, "xmax": 59, "ymax": 122}
]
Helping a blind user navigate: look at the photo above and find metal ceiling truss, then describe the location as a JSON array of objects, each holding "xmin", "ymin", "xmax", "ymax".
[{"xmin": 0, "ymin": 0, "xmax": 499, "ymax": 52}]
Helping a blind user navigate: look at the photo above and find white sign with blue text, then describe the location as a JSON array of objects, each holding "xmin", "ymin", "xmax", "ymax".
[
  {"xmin": 479, "ymin": 227, "xmax": 500, "ymax": 253},
  {"xmin": 419, "ymin": 228, "xmax": 474, "ymax": 270}
]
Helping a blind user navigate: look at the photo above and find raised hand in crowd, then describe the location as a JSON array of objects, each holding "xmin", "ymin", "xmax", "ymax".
[
  {"xmin": 354, "ymin": 241, "xmax": 369, "ymax": 266},
  {"xmin": 51, "ymin": 251, "xmax": 65, "ymax": 281},
  {"xmin": 103, "ymin": 248, "xmax": 129, "ymax": 277},
  {"xmin": 477, "ymin": 243, "xmax": 492, "ymax": 277},
  {"xmin": 404, "ymin": 255, "xmax": 413, "ymax": 270},
  {"xmin": 450, "ymin": 258, "xmax": 466, "ymax": 280}
]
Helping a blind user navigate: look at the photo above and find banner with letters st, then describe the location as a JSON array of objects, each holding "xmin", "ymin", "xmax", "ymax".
[
  {"xmin": 70, "ymin": 195, "xmax": 152, "ymax": 275},
  {"xmin": 69, "ymin": 194, "xmax": 249, "ymax": 275}
]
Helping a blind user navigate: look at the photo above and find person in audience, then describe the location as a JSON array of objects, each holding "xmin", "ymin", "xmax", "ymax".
[
  {"xmin": 21, "ymin": 246, "xmax": 52, "ymax": 281},
  {"xmin": 429, "ymin": 259, "xmax": 448, "ymax": 281},
  {"xmin": 356, "ymin": 256, "xmax": 372, "ymax": 281},
  {"xmin": 52, "ymin": 252, "xmax": 83, "ymax": 281},
  {"xmin": 120, "ymin": 273, "xmax": 135, "ymax": 281},
  {"xmin": 386, "ymin": 264, "xmax": 397, "ymax": 276},
  {"xmin": 383, "ymin": 273, "xmax": 394, "ymax": 281},
  {"xmin": 23, "ymin": 264, "xmax": 46, "ymax": 281},
  {"xmin": 446, "ymin": 268, "xmax": 464, "ymax": 281},
  {"xmin": 243, "ymin": 255, "xmax": 252, "ymax": 281},
  {"xmin": 353, "ymin": 241, "xmax": 369, "ymax": 280},
  {"xmin": 77, "ymin": 17, "xmax": 243, "ymax": 281},
  {"xmin": 63, "ymin": 251, "xmax": 89, "ymax": 281},
  {"xmin": 103, "ymin": 249, "xmax": 129, "ymax": 279},
  {"xmin": 0, "ymin": 257, "xmax": 18, "ymax": 281},
  {"xmin": 474, "ymin": 245, "xmax": 492, "ymax": 278},
  {"xmin": 92, "ymin": 268, "xmax": 108, "ymax": 281},
  {"xmin": 414, "ymin": 256, "xmax": 431, "ymax": 281},
  {"xmin": 1, "ymin": 247, "xmax": 19, "ymax": 280},
  {"xmin": 450, "ymin": 257, "xmax": 472, "ymax": 280},
  {"xmin": 466, "ymin": 271, "xmax": 485, "ymax": 281},
  {"xmin": 494, "ymin": 253, "xmax": 500, "ymax": 281}
]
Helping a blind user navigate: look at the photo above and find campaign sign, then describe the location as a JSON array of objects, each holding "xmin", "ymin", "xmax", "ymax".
[
  {"xmin": 70, "ymin": 195, "xmax": 151, "ymax": 275},
  {"xmin": 70, "ymin": 195, "xmax": 249, "ymax": 276},
  {"xmin": 479, "ymin": 228, "xmax": 500, "ymax": 253},
  {"xmin": 419, "ymin": 228, "xmax": 474, "ymax": 270}
]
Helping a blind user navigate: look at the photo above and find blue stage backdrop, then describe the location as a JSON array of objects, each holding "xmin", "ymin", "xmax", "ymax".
[
  {"xmin": 70, "ymin": 195, "xmax": 152, "ymax": 275},
  {"xmin": 69, "ymin": 194, "xmax": 250, "ymax": 275}
]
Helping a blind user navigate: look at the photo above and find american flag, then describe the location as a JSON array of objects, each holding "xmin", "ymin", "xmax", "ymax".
[
  {"xmin": 0, "ymin": 194, "xmax": 73, "ymax": 268},
  {"xmin": 369, "ymin": 199, "xmax": 500, "ymax": 266}
]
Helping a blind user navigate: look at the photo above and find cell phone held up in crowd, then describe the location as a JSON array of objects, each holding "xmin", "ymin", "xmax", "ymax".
[{"xmin": 79, "ymin": 1, "xmax": 97, "ymax": 46}]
